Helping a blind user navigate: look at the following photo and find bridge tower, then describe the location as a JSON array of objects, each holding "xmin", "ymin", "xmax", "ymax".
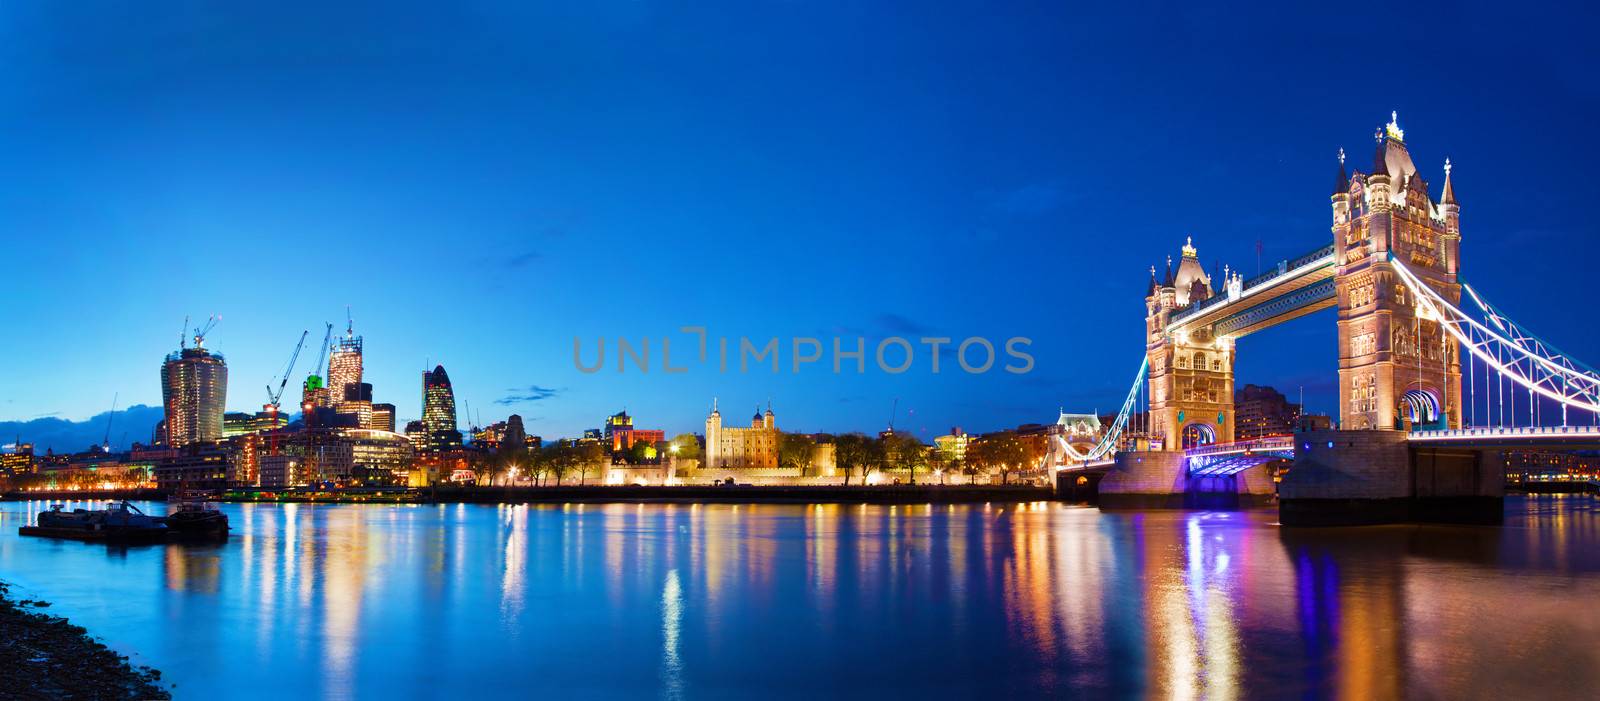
[
  {"xmin": 1332, "ymin": 114, "xmax": 1463, "ymax": 430},
  {"xmin": 1145, "ymin": 238, "xmax": 1236, "ymax": 449}
]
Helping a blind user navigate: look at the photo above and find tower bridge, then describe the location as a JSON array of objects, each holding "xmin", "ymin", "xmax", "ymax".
[{"xmin": 1046, "ymin": 113, "xmax": 1599, "ymax": 525}]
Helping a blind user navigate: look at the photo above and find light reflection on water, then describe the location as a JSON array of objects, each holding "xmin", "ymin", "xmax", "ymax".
[{"xmin": 0, "ymin": 497, "xmax": 1597, "ymax": 699}]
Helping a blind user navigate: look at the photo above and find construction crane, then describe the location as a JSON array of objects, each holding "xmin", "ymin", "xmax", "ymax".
[
  {"xmin": 266, "ymin": 330, "xmax": 310, "ymax": 414},
  {"xmin": 302, "ymin": 323, "xmax": 335, "ymax": 403},
  {"xmin": 177, "ymin": 315, "xmax": 190, "ymax": 349},
  {"xmin": 192, "ymin": 314, "xmax": 220, "ymax": 349}
]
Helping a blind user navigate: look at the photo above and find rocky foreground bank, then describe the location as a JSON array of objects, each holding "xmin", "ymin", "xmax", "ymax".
[{"xmin": 0, "ymin": 581, "xmax": 170, "ymax": 700}]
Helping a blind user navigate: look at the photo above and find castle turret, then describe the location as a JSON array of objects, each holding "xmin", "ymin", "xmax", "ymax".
[{"xmin": 705, "ymin": 398, "xmax": 722, "ymax": 470}]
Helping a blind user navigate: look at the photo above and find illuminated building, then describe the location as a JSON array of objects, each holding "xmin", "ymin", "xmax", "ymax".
[
  {"xmin": 223, "ymin": 411, "xmax": 289, "ymax": 437},
  {"xmin": 604, "ymin": 410, "xmax": 663, "ymax": 453},
  {"xmin": 421, "ymin": 365, "xmax": 462, "ymax": 451},
  {"xmin": 604, "ymin": 410, "xmax": 632, "ymax": 444},
  {"xmin": 704, "ymin": 400, "xmax": 778, "ymax": 469},
  {"xmin": 301, "ymin": 374, "xmax": 330, "ymax": 415},
  {"xmin": 160, "ymin": 346, "xmax": 228, "ymax": 447},
  {"xmin": 934, "ymin": 428, "xmax": 970, "ymax": 463},
  {"xmin": 1234, "ymin": 384, "xmax": 1300, "ymax": 438},
  {"xmin": 341, "ymin": 382, "xmax": 374, "ymax": 429},
  {"xmin": 1, "ymin": 442, "xmax": 35, "ymax": 476},
  {"xmin": 311, "ymin": 428, "xmax": 416, "ymax": 485},
  {"xmin": 152, "ymin": 443, "xmax": 233, "ymax": 489},
  {"xmin": 328, "ymin": 324, "xmax": 364, "ymax": 414},
  {"xmin": 371, "ymin": 403, "xmax": 396, "ymax": 432},
  {"xmin": 404, "ymin": 420, "xmax": 427, "ymax": 450}
]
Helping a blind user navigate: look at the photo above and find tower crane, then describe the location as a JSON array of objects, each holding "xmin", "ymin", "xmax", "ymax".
[
  {"xmin": 267, "ymin": 330, "xmax": 310, "ymax": 414},
  {"xmin": 263, "ymin": 330, "xmax": 309, "ymax": 456},
  {"xmin": 192, "ymin": 314, "xmax": 221, "ymax": 349},
  {"xmin": 303, "ymin": 323, "xmax": 335, "ymax": 406}
]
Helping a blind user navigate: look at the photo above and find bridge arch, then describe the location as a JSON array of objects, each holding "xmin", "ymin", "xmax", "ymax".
[
  {"xmin": 1399, "ymin": 388, "xmax": 1441, "ymax": 428},
  {"xmin": 1180, "ymin": 422, "xmax": 1217, "ymax": 449}
]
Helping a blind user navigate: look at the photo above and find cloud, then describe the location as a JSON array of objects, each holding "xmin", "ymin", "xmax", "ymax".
[
  {"xmin": 874, "ymin": 312, "xmax": 934, "ymax": 335},
  {"xmin": 496, "ymin": 385, "xmax": 561, "ymax": 405},
  {"xmin": 504, "ymin": 251, "xmax": 542, "ymax": 268}
]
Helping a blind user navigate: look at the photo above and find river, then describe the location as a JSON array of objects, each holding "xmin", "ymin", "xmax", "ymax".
[{"xmin": 1, "ymin": 497, "xmax": 1597, "ymax": 699}]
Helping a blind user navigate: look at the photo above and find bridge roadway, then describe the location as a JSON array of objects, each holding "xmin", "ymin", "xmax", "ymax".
[
  {"xmin": 1055, "ymin": 428, "xmax": 1600, "ymax": 476},
  {"xmin": 1408, "ymin": 425, "xmax": 1600, "ymax": 449},
  {"xmin": 1167, "ymin": 243, "xmax": 1336, "ymax": 337}
]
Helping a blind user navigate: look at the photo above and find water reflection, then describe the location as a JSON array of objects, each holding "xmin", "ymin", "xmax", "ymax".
[{"xmin": 0, "ymin": 497, "xmax": 1597, "ymax": 699}]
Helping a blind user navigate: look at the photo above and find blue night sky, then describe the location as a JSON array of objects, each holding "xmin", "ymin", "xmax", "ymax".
[{"xmin": 2, "ymin": 2, "xmax": 1597, "ymax": 442}]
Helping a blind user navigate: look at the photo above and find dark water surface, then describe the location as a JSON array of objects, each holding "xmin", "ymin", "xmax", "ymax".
[{"xmin": 2, "ymin": 497, "xmax": 1597, "ymax": 699}]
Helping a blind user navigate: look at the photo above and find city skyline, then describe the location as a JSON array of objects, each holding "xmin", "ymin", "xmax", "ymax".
[{"xmin": 3, "ymin": 3, "xmax": 1598, "ymax": 440}]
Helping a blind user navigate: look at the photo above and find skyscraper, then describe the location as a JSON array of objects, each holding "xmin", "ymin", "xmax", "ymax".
[
  {"xmin": 161, "ymin": 346, "xmax": 228, "ymax": 447},
  {"xmin": 422, "ymin": 365, "xmax": 462, "ymax": 450},
  {"xmin": 328, "ymin": 319, "xmax": 363, "ymax": 414}
]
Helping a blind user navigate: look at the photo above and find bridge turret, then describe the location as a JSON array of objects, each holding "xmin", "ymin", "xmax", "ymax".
[
  {"xmin": 1366, "ymin": 131, "xmax": 1392, "ymax": 214},
  {"xmin": 1440, "ymin": 158, "xmax": 1459, "ymax": 230},
  {"xmin": 1331, "ymin": 148, "xmax": 1351, "ymax": 228}
]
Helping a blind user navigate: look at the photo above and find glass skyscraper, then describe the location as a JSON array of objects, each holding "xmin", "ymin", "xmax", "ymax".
[
  {"xmin": 160, "ymin": 346, "xmax": 228, "ymax": 447},
  {"xmin": 422, "ymin": 365, "xmax": 461, "ymax": 450}
]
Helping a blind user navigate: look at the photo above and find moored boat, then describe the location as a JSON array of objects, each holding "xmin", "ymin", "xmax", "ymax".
[
  {"xmin": 160, "ymin": 498, "xmax": 230, "ymax": 539},
  {"xmin": 21, "ymin": 501, "xmax": 168, "ymax": 542}
]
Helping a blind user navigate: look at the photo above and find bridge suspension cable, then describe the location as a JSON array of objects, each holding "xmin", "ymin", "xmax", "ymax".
[
  {"xmin": 1390, "ymin": 256, "xmax": 1600, "ymax": 424},
  {"xmin": 1052, "ymin": 356, "xmax": 1149, "ymax": 464}
]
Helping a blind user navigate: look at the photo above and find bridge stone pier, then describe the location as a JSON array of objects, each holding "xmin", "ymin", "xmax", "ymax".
[{"xmin": 1281, "ymin": 430, "xmax": 1502, "ymax": 525}]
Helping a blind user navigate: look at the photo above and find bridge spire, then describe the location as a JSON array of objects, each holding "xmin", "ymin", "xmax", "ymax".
[
  {"xmin": 1333, "ymin": 147, "xmax": 1349, "ymax": 195},
  {"xmin": 1441, "ymin": 157, "xmax": 1457, "ymax": 205}
]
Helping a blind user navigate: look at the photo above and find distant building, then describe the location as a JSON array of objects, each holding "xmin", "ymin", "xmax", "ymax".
[
  {"xmin": 341, "ymin": 382, "xmax": 375, "ymax": 429},
  {"xmin": 404, "ymin": 420, "xmax": 428, "ymax": 450},
  {"xmin": 704, "ymin": 400, "xmax": 778, "ymax": 469},
  {"xmin": 308, "ymin": 428, "xmax": 415, "ymax": 485},
  {"xmin": 371, "ymin": 403, "xmax": 396, "ymax": 432},
  {"xmin": 604, "ymin": 410, "xmax": 663, "ymax": 453},
  {"xmin": 934, "ymin": 428, "xmax": 970, "ymax": 463},
  {"xmin": 1, "ymin": 442, "xmax": 35, "ymax": 476},
  {"xmin": 1502, "ymin": 450, "xmax": 1600, "ymax": 486},
  {"xmin": 161, "ymin": 346, "xmax": 228, "ymax": 447},
  {"xmin": 153, "ymin": 443, "xmax": 233, "ymax": 490},
  {"xmin": 1053, "ymin": 412, "xmax": 1104, "ymax": 452},
  {"xmin": 223, "ymin": 411, "xmax": 288, "ymax": 438},
  {"xmin": 1235, "ymin": 384, "xmax": 1300, "ymax": 438},
  {"xmin": 604, "ymin": 410, "xmax": 633, "ymax": 444},
  {"xmin": 1297, "ymin": 413, "xmax": 1334, "ymax": 432},
  {"xmin": 421, "ymin": 365, "xmax": 462, "ymax": 451}
]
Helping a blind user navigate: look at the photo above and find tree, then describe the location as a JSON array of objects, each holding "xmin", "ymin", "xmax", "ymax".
[
  {"xmin": 779, "ymin": 432, "xmax": 815, "ymax": 476},
  {"xmin": 468, "ymin": 450, "xmax": 498, "ymax": 486},
  {"xmin": 927, "ymin": 450, "xmax": 949, "ymax": 485},
  {"xmin": 833, "ymin": 433, "xmax": 870, "ymax": 485},
  {"xmin": 574, "ymin": 441, "xmax": 606, "ymax": 485},
  {"xmin": 884, "ymin": 433, "xmax": 926, "ymax": 485},
  {"xmin": 626, "ymin": 439, "xmax": 655, "ymax": 465},
  {"xmin": 668, "ymin": 433, "xmax": 701, "ymax": 463}
]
